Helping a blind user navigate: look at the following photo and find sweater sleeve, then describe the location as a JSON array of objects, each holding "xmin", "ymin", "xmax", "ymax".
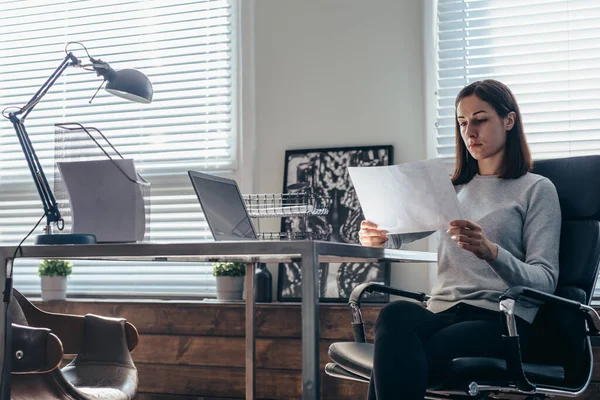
[
  {"xmin": 487, "ymin": 178, "xmax": 561, "ymax": 294},
  {"xmin": 384, "ymin": 231, "xmax": 436, "ymax": 249}
]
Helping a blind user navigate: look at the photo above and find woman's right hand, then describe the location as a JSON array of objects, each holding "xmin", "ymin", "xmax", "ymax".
[{"xmin": 359, "ymin": 220, "xmax": 389, "ymax": 247}]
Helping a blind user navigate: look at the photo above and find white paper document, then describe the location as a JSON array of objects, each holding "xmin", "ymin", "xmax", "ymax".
[
  {"xmin": 348, "ymin": 158, "xmax": 462, "ymax": 234},
  {"xmin": 57, "ymin": 159, "xmax": 146, "ymax": 242}
]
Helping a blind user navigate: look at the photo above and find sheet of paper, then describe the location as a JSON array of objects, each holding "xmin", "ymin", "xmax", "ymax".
[
  {"xmin": 57, "ymin": 159, "xmax": 146, "ymax": 242},
  {"xmin": 348, "ymin": 158, "xmax": 461, "ymax": 234}
]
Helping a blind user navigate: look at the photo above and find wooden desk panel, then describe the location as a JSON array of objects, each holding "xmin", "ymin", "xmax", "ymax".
[{"xmin": 36, "ymin": 300, "xmax": 382, "ymax": 399}]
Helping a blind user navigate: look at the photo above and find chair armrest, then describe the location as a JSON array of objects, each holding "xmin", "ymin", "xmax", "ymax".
[
  {"xmin": 13, "ymin": 289, "xmax": 138, "ymax": 355},
  {"xmin": 348, "ymin": 283, "xmax": 430, "ymax": 343},
  {"xmin": 500, "ymin": 286, "xmax": 581, "ymax": 310},
  {"xmin": 349, "ymin": 282, "xmax": 429, "ymax": 306},
  {"xmin": 497, "ymin": 286, "xmax": 600, "ymax": 392},
  {"xmin": 499, "ymin": 286, "xmax": 600, "ymax": 335},
  {"xmin": 11, "ymin": 324, "xmax": 63, "ymax": 374}
]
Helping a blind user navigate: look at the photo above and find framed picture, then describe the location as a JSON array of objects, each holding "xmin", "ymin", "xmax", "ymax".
[{"xmin": 277, "ymin": 145, "xmax": 393, "ymax": 302}]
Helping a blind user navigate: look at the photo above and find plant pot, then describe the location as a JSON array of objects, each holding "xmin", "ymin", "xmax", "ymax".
[
  {"xmin": 41, "ymin": 276, "xmax": 67, "ymax": 301},
  {"xmin": 215, "ymin": 276, "xmax": 244, "ymax": 301}
]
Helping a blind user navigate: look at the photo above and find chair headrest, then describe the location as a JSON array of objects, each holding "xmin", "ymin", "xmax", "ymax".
[{"xmin": 532, "ymin": 155, "xmax": 600, "ymax": 221}]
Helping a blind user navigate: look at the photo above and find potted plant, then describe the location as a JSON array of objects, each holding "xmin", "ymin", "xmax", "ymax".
[
  {"xmin": 38, "ymin": 259, "xmax": 72, "ymax": 301},
  {"xmin": 213, "ymin": 262, "xmax": 245, "ymax": 301}
]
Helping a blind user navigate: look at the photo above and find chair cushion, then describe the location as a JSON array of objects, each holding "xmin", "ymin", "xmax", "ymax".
[
  {"xmin": 61, "ymin": 363, "xmax": 138, "ymax": 400},
  {"xmin": 329, "ymin": 342, "xmax": 566, "ymax": 388},
  {"xmin": 328, "ymin": 342, "xmax": 374, "ymax": 380},
  {"xmin": 60, "ymin": 314, "xmax": 138, "ymax": 399},
  {"xmin": 325, "ymin": 363, "xmax": 369, "ymax": 383}
]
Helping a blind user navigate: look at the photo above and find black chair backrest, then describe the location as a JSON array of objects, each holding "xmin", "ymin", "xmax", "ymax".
[
  {"xmin": 532, "ymin": 155, "xmax": 600, "ymax": 305},
  {"xmin": 530, "ymin": 156, "xmax": 600, "ymax": 385}
]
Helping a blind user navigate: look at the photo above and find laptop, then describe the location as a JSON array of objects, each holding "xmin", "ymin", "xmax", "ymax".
[{"xmin": 188, "ymin": 170, "xmax": 258, "ymax": 241}]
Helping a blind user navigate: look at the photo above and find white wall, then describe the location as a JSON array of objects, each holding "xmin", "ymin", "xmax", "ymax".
[{"xmin": 249, "ymin": 0, "xmax": 432, "ymax": 295}]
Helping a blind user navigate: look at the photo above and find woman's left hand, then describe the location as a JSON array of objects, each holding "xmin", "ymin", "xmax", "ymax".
[{"xmin": 447, "ymin": 220, "xmax": 498, "ymax": 262}]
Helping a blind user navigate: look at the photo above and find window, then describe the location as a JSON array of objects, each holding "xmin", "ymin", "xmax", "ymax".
[
  {"xmin": 436, "ymin": 0, "xmax": 600, "ymax": 164},
  {"xmin": 0, "ymin": 0, "xmax": 237, "ymax": 298},
  {"xmin": 436, "ymin": 0, "xmax": 600, "ymax": 301}
]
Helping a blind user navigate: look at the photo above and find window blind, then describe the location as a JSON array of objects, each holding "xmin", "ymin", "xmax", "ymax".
[
  {"xmin": 437, "ymin": 0, "xmax": 600, "ymax": 165},
  {"xmin": 436, "ymin": 0, "xmax": 600, "ymax": 301},
  {"xmin": 0, "ymin": 0, "xmax": 236, "ymax": 298}
]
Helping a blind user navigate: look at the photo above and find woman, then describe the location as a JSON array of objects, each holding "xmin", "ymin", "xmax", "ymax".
[{"xmin": 359, "ymin": 79, "xmax": 561, "ymax": 400}]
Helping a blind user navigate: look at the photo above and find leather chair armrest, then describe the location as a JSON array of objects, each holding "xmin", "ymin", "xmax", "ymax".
[
  {"xmin": 498, "ymin": 286, "xmax": 600, "ymax": 392},
  {"xmin": 11, "ymin": 323, "xmax": 63, "ymax": 374},
  {"xmin": 347, "ymin": 283, "xmax": 429, "ymax": 343},
  {"xmin": 500, "ymin": 286, "xmax": 600, "ymax": 334},
  {"xmin": 13, "ymin": 290, "xmax": 138, "ymax": 355},
  {"xmin": 349, "ymin": 282, "xmax": 429, "ymax": 306},
  {"xmin": 500, "ymin": 286, "xmax": 581, "ymax": 310}
]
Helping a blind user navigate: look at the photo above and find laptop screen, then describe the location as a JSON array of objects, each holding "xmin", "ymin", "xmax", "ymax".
[{"xmin": 188, "ymin": 171, "xmax": 257, "ymax": 241}]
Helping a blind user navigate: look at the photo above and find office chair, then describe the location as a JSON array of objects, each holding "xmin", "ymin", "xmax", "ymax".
[
  {"xmin": 326, "ymin": 155, "xmax": 600, "ymax": 399},
  {"xmin": 8, "ymin": 288, "xmax": 139, "ymax": 399}
]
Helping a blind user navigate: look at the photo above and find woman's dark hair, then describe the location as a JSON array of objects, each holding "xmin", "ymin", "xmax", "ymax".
[{"xmin": 452, "ymin": 79, "xmax": 532, "ymax": 185}]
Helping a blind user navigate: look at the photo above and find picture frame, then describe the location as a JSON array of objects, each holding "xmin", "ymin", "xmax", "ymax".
[{"xmin": 277, "ymin": 145, "xmax": 393, "ymax": 302}]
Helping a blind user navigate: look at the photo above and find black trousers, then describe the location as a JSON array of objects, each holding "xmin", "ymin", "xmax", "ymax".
[{"xmin": 367, "ymin": 300, "xmax": 532, "ymax": 400}]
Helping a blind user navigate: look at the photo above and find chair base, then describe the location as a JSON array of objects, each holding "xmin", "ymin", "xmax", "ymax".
[
  {"xmin": 324, "ymin": 364, "xmax": 553, "ymax": 400},
  {"xmin": 327, "ymin": 342, "xmax": 584, "ymax": 400}
]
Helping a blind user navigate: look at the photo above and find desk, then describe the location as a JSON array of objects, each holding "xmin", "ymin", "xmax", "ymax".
[{"xmin": 0, "ymin": 240, "xmax": 436, "ymax": 399}]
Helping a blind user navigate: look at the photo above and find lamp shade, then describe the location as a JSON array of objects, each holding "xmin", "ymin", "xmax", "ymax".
[{"xmin": 105, "ymin": 68, "xmax": 153, "ymax": 103}]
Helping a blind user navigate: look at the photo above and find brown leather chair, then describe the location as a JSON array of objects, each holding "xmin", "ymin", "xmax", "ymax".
[{"xmin": 8, "ymin": 289, "xmax": 139, "ymax": 400}]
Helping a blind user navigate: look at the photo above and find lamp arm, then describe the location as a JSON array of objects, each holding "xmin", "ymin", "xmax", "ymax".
[
  {"xmin": 8, "ymin": 116, "xmax": 61, "ymax": 230},
  {"xmin": 18, "ymin": 53, "xmax": 80, "ymax": 120},
  {"xmin": 7, "ymin": 52, "xmax": 80, "ymax": 230}
]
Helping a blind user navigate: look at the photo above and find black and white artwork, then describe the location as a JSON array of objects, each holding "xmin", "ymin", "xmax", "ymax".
[{"xmin": 277, "ymin": 145, "xmax": 393, "ymax": 302}]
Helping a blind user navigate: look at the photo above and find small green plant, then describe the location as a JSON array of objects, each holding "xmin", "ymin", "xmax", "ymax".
[
  {"xmin": 38, "ymin": 260, "xmax": 73, "ymax": 277},
  {"xmin": 213, "ymin": 262, "xmax": 246, "ymax": 277}
]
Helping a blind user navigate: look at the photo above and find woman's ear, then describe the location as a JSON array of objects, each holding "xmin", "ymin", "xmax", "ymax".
[{"xmin": 505, "ymin": 111, "xmax": 516, "ymax": 131}]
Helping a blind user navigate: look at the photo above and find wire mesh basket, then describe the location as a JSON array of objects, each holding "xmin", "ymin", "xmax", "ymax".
[
  {"xmin": 243, "ymin": 190, "xmax": 330, "ymax": 218},
  {"xmin": 255, "ymin": 231, "xmax": 329, "ymax": 241},
  {"xmin": 243, "ymin": 189, "xmax": 331, "ymax": 241}
]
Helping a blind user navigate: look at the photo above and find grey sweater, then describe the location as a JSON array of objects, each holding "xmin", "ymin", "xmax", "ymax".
[{"xmin": 385, "ymin": 172, "xmax": 561, "ymax": 323}]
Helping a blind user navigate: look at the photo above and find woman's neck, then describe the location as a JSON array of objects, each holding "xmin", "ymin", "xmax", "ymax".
[{"xmin": 477, "ymin": 152, "xmax": 504, "ymax": 175}]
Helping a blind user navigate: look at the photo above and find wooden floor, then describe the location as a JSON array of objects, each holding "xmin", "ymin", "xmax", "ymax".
[{"xmin": 35, "ymin": 299, "xmax": 600, "ymax": 399}]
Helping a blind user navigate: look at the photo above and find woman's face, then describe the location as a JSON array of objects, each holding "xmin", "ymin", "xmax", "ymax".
[{"xmin": 456, "ymin": 94, "xmax": 514, "ymax": 164}]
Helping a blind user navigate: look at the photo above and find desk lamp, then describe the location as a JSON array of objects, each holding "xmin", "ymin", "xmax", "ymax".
[{"xmin": 2, "ymin": 42, "xmax": 153, "ymax": 245}]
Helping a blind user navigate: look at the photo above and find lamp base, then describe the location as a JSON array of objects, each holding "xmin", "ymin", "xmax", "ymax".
[{"xmin": 35, "ymin": 233, "xmax": 97, "ymax": 245}]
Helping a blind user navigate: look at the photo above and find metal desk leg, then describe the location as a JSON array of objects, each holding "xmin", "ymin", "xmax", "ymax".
[
  {"xmin": 301, "ymin": 246, "xmax": 320, "ymax": 400},
  {"xmin": 245, "ymin": 262, "xmax": 256, "ymax": 400},
  {"xmin": 0, "ymin": 256, "xmax": 11, "ymax": 400}
]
